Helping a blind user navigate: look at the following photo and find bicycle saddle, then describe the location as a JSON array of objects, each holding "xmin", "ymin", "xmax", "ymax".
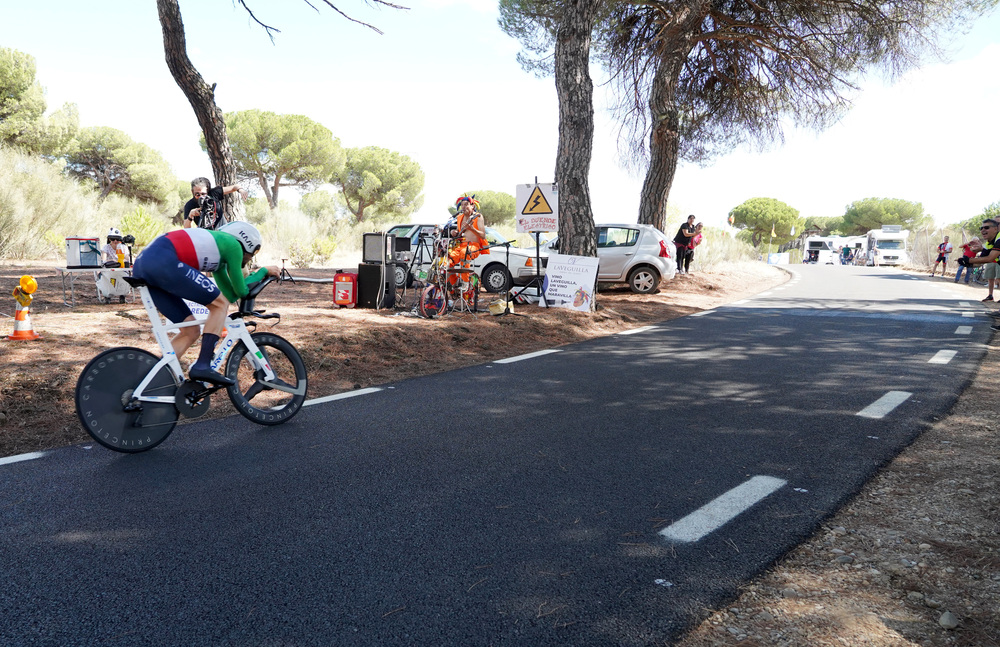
[{"xmin": 123, "ymin": 276, "xmax": 147, "ymax": 288}]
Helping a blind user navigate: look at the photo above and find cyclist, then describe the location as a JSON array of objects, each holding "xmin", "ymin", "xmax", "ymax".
[{"xmin": 132, "ymin": 221, "xmax": 279, "ymax": 385}]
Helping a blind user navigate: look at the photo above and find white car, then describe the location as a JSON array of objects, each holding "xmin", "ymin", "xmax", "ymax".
[
  {"xmin": 540, "ymin": 224, "xmax": 677, "ymax": 294},
  {"xmin": 386, "ymin": 224, "xmax": 543, "ymax": 293}
]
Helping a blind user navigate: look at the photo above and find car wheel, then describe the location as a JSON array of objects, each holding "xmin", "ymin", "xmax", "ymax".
[
  {"xmin": 393, "ymin": 264, "xmax": 413, "ymax": 289},
  {"xmin": 481, "ymin": 264, "xmax": 512, "ymax": 293},
  {"xmin": 627, "ymin": 266, "xmax": 660, "ymax": 294}
]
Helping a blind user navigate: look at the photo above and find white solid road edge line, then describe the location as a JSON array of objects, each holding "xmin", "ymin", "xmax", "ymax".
[
  {"xmin": 856, "ymin": 391, "xmax": 912, "ymax": 419},
  {"xmin": 494, "ymin": 349, "xmax": 561, "ymax": 364},
  {"xmin": 928, "ymin": 350, "xmax": 958, "ymax": 365},
  {"xmin": 304, "ymin": 387, "xmax": 383, "ymax": 407},
  {"xmin": 690, "ymin": 310, "xmax": 715, "ymax": 317},
  {"xmin": 618, "ymin": 326, "xmax": 657, "ymax": 335},
  {"xmin": 659, "ymin": 475, "xmax": 787, "ymax": 543},
  {"xmin": 0, "ymin": 451, "xmax": 46, "ymax": 466}
]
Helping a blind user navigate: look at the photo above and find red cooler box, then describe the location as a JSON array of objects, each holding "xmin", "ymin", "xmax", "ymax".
[{"xmin": 333, "ymin": 271, "xmax": 357, "ymax": 308}]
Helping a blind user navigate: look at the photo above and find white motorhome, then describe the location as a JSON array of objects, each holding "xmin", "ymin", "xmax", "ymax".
[
  {"xmin": 803, "ymin": 236, "xmax": 839, "ymax": 264},
  {"xmin": 865, "ymin": 225, "xmax": 910, "ymax": 266}
]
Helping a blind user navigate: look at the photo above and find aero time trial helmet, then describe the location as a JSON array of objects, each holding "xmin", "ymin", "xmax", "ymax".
[{"xmin": 219, "ymin": 221, "xmax": 262, "ymax": 256}]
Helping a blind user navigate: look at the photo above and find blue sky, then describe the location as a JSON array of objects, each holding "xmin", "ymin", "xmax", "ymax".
[{"xmin": 2, "ymin": 0, "xmax": 998, "ymax": 229}]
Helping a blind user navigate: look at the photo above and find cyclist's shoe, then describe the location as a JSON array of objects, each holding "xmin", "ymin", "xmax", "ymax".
[{"xmin": 189, "ymin": 366, "xmax": 236, "ymax": 387}]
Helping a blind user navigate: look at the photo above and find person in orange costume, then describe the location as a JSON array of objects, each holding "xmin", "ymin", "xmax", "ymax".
[{"xmin": 449, "ymin": 195, "xmax": 490, "ymax": 270}]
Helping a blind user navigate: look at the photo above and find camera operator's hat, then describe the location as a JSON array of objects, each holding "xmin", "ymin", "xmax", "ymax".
[{"xmin": 107, "ymin": 227, "xmax": 123, "ymax": 241}]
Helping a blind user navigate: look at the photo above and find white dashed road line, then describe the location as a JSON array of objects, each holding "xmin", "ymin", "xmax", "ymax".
[
  {"xmin": 928, "ymin": 350, "xmax": 958, "ymax": 365},
  {"xmin": 659, "ymin": 475, "xmax": 787, "ymax": 543},
  {"xmin": 856, "ymin": 391, "xmax": 912, "ymax": 419},
  {"xmin": 494, "ymin": 349, "xmax": 561, "ymax": 364},
  {"xmin": 955, "ymin": 326, "xmax": 973, "ymax": 335},
  {"xmin": 304, "ymin": 387, "xmax": 383, "ymax": 407}
]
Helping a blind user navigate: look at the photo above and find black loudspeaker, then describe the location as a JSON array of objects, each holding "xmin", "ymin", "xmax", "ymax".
[
  {"xmin": 363, "ymin": 233, "xmax": 395, "ymax": 264},
  {"xmin": 357, "ymin": 263, "xmax": 394, "ymax": 309}
]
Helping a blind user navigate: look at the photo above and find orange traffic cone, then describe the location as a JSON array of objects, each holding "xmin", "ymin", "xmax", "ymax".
[
  {"xmin": 7, "ymin": 300, "xmax": 40, "ymax": 340},
  {"xmin": 7, "ymin": 275, "xmax": 41, "ymax": 341}
]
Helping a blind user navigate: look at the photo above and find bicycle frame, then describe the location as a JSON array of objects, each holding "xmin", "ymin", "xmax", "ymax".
[{"xmin": 129, "ymin": 285, "xmax": 280, "ymax": 405}]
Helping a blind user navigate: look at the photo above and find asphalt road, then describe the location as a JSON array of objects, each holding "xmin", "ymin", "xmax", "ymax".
[{"xmin": 0, "ymin": 264, "xmax": 988, "ymax": 646}]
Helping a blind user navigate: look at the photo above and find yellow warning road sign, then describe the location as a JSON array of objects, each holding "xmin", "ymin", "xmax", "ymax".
[{"xmin": 521, "ymin": 186, "xmax": 553, "ymax": 215}]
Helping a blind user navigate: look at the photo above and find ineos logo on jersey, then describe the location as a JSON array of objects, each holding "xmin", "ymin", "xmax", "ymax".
[{"xmin": 185, "ymin": 268, "xmax": 216, "ymax": 291}]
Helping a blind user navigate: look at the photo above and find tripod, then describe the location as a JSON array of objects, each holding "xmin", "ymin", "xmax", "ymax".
[{"xmin": 507, "ymin": 231, "xmax": 546, "ymax": 308}]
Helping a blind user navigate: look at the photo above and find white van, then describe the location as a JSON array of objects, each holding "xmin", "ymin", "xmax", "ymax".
[
  {"xmin": 865, "ymin": 226, "xmax": 910, "ymax": 266},
  {"xmin": 803, "ymin": 236, "xmax": 838, "ymax": 264}
]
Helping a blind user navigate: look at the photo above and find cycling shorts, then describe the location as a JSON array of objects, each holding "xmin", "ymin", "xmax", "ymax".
[{"xmin": 133, "ymin": 236, "xmax": 221, "ymax": 323}]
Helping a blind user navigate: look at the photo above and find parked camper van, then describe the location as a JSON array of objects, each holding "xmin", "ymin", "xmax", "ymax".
[
  {"xmin": 865, "ymin": 226, "xmax": 910, "ymax": 266},
  {"xmin": 804, "ymin": 236, "xmax": 838, "ymax": 264}
]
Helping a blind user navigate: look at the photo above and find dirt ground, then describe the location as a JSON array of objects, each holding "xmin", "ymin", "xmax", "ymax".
[{"xmin": 1, "ymin": 260, "xmax": 996, "ymax": 646}]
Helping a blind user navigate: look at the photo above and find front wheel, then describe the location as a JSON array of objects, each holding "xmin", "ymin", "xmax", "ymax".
[
  {"xmin": 225, "ymin": 333, "xmax": 307, "ymax": 426},
  {"xmin": 75, "ymin": 347, "xmax": 179, "ymax": 453},
  {"xmin": 419, "ymin": 283, "xmax": 447, "ymax": 318},
  {"xmin": 481, "ymin": 264, "xmax": 512, "ymax": 293},
  {"xmin": 627, "ymin": 266, "xmax": 661, "ymax": 294}
]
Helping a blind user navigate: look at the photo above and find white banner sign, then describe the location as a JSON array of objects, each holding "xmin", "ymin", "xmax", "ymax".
[
  {"xmin": 542, "ymin": 253, "xmax": 599, "ymax": 312},
  {"xmin": 515, "ymin": 183, "xmax": 558, "ymax": 233}
]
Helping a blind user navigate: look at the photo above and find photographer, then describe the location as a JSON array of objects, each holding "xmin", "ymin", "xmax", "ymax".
[
  {"xmin": 957, "ymin": 219, "xmax": 1000, "ymax": 306},
  {"xmin": 182, "ymin": 177, "xmax": 248, "ymax": 231}
]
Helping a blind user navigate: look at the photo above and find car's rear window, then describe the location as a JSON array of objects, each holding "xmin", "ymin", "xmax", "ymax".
[{"xmin": 598, "ymin": 227, "xmax": 639, "ymax": 248}]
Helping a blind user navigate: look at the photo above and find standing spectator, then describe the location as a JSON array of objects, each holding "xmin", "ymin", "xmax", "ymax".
[
  {"xmin": 930, "ymin": 236, "xmax": 953, "ymax": 277},
  {"xmin": 953, "ymin": 238, "xmax": 981, "ymax": 284},
  {"xmin": 840, "ymin": 245, "xmax": 851, "ymax": 265},
  {"xmin": 960, "ymin": 219, "xmax": 1000, "ymax": 305},
  {"xmin": 682, "ymin": 223, "xmax": 704, "ymax": 274},
  {"xmin": 673, "ymin": 215, "xmax": 697, "ymax": 275},
  {"xmin": 182, "ymin": 177, "xmax": 248, "ymax": 231}
]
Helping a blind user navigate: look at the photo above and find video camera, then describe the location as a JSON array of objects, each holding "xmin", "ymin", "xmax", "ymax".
[
  {"xmin": 197, "ymin": 194, "xmax": 216, "ymax": 217},
  {"xmin": 121, "ymin": 234, "xmax": 136, "ymax": 245}
]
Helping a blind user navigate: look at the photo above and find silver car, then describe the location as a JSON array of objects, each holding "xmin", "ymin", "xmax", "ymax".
[{"xmin": 540, "ymin": 224, "xmax": 677, "ymax": 294}]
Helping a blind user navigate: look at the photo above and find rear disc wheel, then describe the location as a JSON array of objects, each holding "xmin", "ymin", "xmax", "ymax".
[{"xmin": 75, "ymin": 347, "xmax": 179, "ymax": 453}]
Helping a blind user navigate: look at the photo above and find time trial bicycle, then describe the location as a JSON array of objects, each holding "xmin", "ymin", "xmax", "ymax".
[{"xmin": 75, "ymin": 275, "xmax": 307, "ymax": 453}]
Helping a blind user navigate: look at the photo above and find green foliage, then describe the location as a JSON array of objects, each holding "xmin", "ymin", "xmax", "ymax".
[
  {"xmin": 952, "ymin": 200, "xmax": 1000, "ymax": 234},
  {"xmin": 0, "ymin": 48, "xmax": 46, "ymax": 146},
  {"xmin": 0, "ymin": 48, "xmax": 78, "ymax": 156},
  {"xmin": 299, "ymin": 189, "xmax": 344, "ymax": 225},
  {"xmin": 333, "ymin": 146, "xmax": 425, "ymax": 224},
  {"xmin": 449, "ymin": 190, "xmax": 516, "ymax": 227},
  {"xmin": 688, "ymin": 226, "xmax": 760, "ymax": 270},
  {"xmin": 0, "ymin": 146, "xmax": 175, "ymax": 259},
  {"xmin": 222, "ymin": 110, "xmax": 346, "ymax": 209},
  {"xmin": 64, "ymin": 127, "xmax": 177, "ymax": 205},
  {"xmin": 803, "ymin": 215, "xmax": 845, "ymax": 235},
  {"xmin": 841, "ymin": 197, "xmax": 929, "ymax": 234},
  {"xmin": 728, "ymin": 197, "xmax": 804, "ymax": 247},
  {"xmin": 120, "ymin": 206, "xmax": 168, "ymax": 249}
]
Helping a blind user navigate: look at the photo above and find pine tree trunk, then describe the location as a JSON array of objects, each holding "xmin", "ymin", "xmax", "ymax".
[
  {"xmin": 553, "ymin": 0, "xmax": 598, "ymax": 258},
  {"xmin": 156, "ymin": 0, "xmax": 244, "ymax": 221},
  {"xmin": 637, "ymin": 53, "xmax": 686, "ymax": 233}
]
